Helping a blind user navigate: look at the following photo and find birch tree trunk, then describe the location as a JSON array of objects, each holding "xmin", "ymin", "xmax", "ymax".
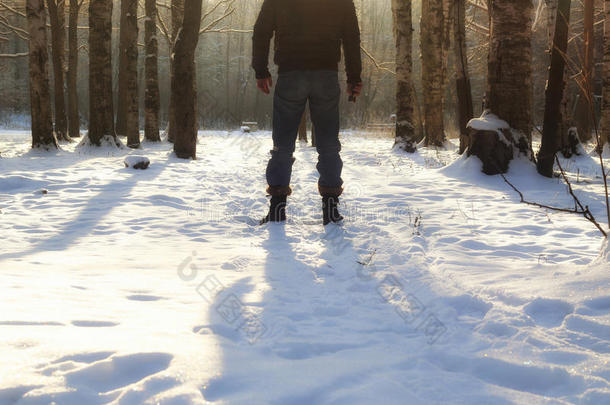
[
  {"xmin": 145, "ymin": 0, "xmax": 161, "ymax": 142},
  {"xmin": 47, "ymin": 0, "xmax": 69, "ymax": 142},
  {"xmin": 27, "ymin": 0, "xmax": 58, "ymax": 149},
  {"xmin": 487, "ymin": 0, "xmax": 533, "ymax": 142},
  {"xmin": 455, "ymin": 0, "xmax": 473, "ymax": 154},
  {"xmin": 88, "ymin": 0, "xmax": 116, "ymax": 145},
  {"xmin": 421, "ymin": 0, "xmax": 445, "ymax": 147},
  {"xmin": 167, "ymin": 0, "xmax": 184, "ymax": 143},
  {"xmin": 172, "ymin": 0, "xmax": 202, "ymax": 159},
  {"xmin": 67, "ymin": 0, "xmax": 80, "ymax": 138},
  {"xmin": 392, "ymin": 0, "xmax": 417, "ymax": 152},
  {"xmin": 538, "ymin": 0, "xmax": 571, "ymax": 177},
  {"xmin": 602, "ymin": 0, "xmax": 610, "ymax": 147},
  {"xmin": 117, "ymin": 0, "xmax": 139, "ymax": 147}
]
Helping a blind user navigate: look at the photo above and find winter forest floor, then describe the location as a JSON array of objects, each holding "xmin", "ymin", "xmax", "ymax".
[{"xmin": 0, "ymin": 130, "xmax": 609, "ymax": 405}]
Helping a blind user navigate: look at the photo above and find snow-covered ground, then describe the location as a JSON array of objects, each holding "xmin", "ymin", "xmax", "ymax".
[{"xmin": 1, "ymin": 130, "xmax": 609, "ymax": 404}]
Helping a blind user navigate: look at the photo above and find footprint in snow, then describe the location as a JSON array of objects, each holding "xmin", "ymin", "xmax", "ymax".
[{"xmin": 524, "ymin": 298, "xmax": 574, "ymax": 328}]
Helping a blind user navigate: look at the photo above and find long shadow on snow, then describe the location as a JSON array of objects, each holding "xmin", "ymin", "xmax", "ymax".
[{"xmin": 0, "ymin": 155, "xmax": 170, "ymax": 261}]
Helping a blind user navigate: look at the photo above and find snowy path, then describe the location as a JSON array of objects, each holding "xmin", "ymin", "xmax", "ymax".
[{"xmin": 1, "ymin": 131, "xmax": 609, "ymax": 404}]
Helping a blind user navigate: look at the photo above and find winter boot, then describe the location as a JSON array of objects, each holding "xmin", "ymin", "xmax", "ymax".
[
  {"xmin": 322, "ymin": 195, "xmax": 343, "ymax": 225},
  {"xmin": 260, "ymin": 186, "xmax": 291, "ymax": 225}
]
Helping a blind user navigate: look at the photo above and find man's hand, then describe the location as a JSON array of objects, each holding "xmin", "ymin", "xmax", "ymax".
[
  {"xmin": 257, "ymin": 77, "xmax": 273, "ymax": 94},
  {"xmin": 347, "ymin": 81, "xmax": 363, "ymax": 102}
]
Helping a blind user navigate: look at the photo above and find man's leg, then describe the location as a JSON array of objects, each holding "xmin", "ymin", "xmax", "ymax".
[
  {"xmin": 266, "ymin": 71, "xmax": 309, "ymax": 192},
  {"xmin": 262, "ymin": 71, "xmax": 308, "ymax": 223},
  {"xmin": 308, "ymin": 70, "xmax": 343, "ymax": 195},
  {"xmin": 309, "ymin": 71, "xmax": 344, "ymax": 225}
]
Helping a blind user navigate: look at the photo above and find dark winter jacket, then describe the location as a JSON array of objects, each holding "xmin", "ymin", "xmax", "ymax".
[{"xmin": 252, "ymin": 0, "xmax": 362, "ymax": 84}]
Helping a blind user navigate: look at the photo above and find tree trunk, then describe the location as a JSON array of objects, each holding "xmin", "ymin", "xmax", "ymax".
[
  {"xmin": 27, "ymin": 0, "xmax": 58, "ymax": 149},
  {"xmin": 67, "ymin": 0, "xmax": 80, "ymax": 138},
  {"xmin": 545, "ymin": 0, "xmax": 575, "ymax": 157},
  {"xmin": 421, "ymin": 0, "xmax": 445, "ymax": 147},
  {"xmin": 117, "ymin": 0, "xmax": 139, "ymax": 147},
  {"xmin": 167, "ymin": 0, "xmax": 184, "ymax": 143},
  {"xmin": 575, "ymin": 0, "xmax": 595, "ymax": 142},
  {"xmin": 144, "ymin": 0, "xmax": 161, "ymax": 142},
  {"xmin": 602, "ymin": 0, "xmax": 610, "ymax": 147},
  {"xmin": 442, "ymin": 0, "xmax": 453, "ymax": 97},
  {"xmin": 487, "ymin": 0, "xmax": 533, "ymax": 143},
  {"xmin": 455, "ymin": 0, "xmax": 473, "ymax": 154},
  {"xmin": 538, "ymin": 0, "xmax": 571, "ymax": 177},
  {"xmin": 88, "ymin": 0, "xmax": 116, "ymax": 145},
  {"xmin": 392, "ymin": 0, "xmax": 417, "ymax": 152},
  {"xmin": 172, "ymin": 0, "xmax": 202, "ymax": 159},
  {"xmin": 47, "ymin": 0, "xmax": 69, "ymax": 142}
]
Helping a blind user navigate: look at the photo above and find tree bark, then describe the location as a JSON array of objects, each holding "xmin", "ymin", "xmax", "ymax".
[
  {"xmin": 575, "ymin": 0, "xmax": 594, "ymax": 142},
  {"xmin": 421, "ymin": 0, "xmax": 445, "ymax": 147},
  {"xmin": 392, "ymin": 0, "xmax": 417, "ymax": 152},
  {"xmin": 144, "ymin": 0, "xmax": 161, "ymax": 142},
  {"xmin": 47, "ymin": 0, "xmax": 69, "ymax": 142},
  {"xmin": 88, "ymin": 0, "xmax": 116, "ymax": 145},
  {"xmin": 117, "ymin": 0, "xmax": 139, "ymax": 147},
  {"xmin": 172, "ymin": 0, "xmax": 202, "ymax": 159},
  {"xmin": 602, "ymin": 0, "xmax": 610, "ymax": 147},
  {"xmin": 487, "ymin": 0, "xmax": 533, "ymax": 142},
  {"xmin": 27, "ymin": 0, "xmax": 58, "ymax": 149},
  {"xmin": 167, "ymin": 0, "xmax": 184, "ymax": 143},
  {"xmin": 455, "ymin": 0, "xmax": 473, "ymax": 154},
  {"xmin": 67, "ymin": 0, "xmax": 80, "ymax": 138},
  {"xmin": 538, "ymin": 0, "xmax": 571, "ymax": 177}
]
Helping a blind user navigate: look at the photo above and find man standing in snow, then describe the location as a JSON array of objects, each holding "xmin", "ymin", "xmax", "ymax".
[{"xmin": 252, "ymin": 0, "xmax": 363, "ymax": 225}]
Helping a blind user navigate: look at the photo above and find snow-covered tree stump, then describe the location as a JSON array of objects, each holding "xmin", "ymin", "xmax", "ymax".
[
  {"xmin": 466, "ymin": 112, "xmax": 530, "ymax": 175},
  {"xmin": 124, "ymin": 156, "xmax": 150, "ymax": 169}
]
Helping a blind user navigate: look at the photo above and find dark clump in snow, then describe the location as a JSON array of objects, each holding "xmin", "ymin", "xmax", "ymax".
[
  {"xmin": 124, "ymin": 156, "xmax": 150, "ymax": 170},
  {"xmin": 465, "ymin": 111, "xmax": 531, "ymax": 175}
]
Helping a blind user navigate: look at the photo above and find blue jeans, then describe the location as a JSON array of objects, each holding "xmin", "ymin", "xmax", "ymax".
[{"xmin": 266, "ymin": 70, "xmax": 343, "ymax": 192}]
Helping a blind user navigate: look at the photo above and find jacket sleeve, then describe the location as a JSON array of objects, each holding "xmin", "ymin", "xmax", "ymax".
[
  {"xmin": 341, "ymin": 0, "xmax": 362, "ymax": 84},
  {"xmin": 252, "ymin": 0, "xmax": 275, "ymax": 79}
]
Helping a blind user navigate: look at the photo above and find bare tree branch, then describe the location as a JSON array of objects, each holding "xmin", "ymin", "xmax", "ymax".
[
  {"xmin": 501, "ymin": 161, "xmax": 607, "ymax": 237},
  {"xmin": 0, "ymin": 2, "xmax": 26, "ymax": 18},
  {"xmin": 361, "ymin": 45, "xmax": 395, "ymax": 75},
  {"xmin": 0, "ymin": 52, "xmax": 28, "ymax": 58},
  {"xmin": 200, "ymin": 5, "xmax": 236, "ymax": 34}
]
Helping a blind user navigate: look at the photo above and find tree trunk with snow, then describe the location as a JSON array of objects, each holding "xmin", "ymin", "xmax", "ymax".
[
  {"xmin": 27, "ymin": 0, "xmax": 58, "ymax": 149},
  {"xmin": 47, "ymin": 0, "xmax": 69, "ymax": 142},
  {"xmin": 167, "ymin": 0, "xmax": 184, "ymax": 143},
  {"xmin": 88, "ymin": 0, "xmax": 116, "ymax": 145},
  {"xmin": 538, "ymin": 0, "xmax": 571, "ymax": 177},
  {"xmin": 455, "ymin": 0, "xmax": 473, "ymax": 154},
  {"xmin": 602, "ymin": 0, "xmax": 610, "ymax": 147},
  {"xmin": 420, "ymin": 0, "xmax": 445, "ymax": 147},
  {"xmin": 144, "ymin": 0, "xmax": 161, "ymax": 142},
  {"xmin": 67, "ymin": 0, "xmax": 80, "ymax": 138},
  {"xmin": 487, "ymin": 0, "xmax": 533, "ymax": 143},
  {"xmin": 172, "ymin": 0, "xmax": 202, "ymax": 159},
  {"xmin": 392, "ymin": 0, "xmax": 417, "ymax": 152},
  {"xmin": 117, "ymin": 0, "xmax": 139, "ymax": 148}
]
